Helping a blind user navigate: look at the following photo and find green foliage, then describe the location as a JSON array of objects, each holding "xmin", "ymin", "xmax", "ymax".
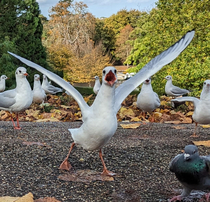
[
  {"xmin": 127, "ymin": 0, "xmax": 210, "ymax": 97},
  {"xmin": 0, "ymin": 0, "xmax": 52, "ymax": 89}
]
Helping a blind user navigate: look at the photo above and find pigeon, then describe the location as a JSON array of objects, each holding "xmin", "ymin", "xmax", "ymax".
[
  {"xmin": 169, "ymin": 145, "xmax": 210, "ymax": 202},
  {"xmin": 8, "ymin": 30, "xmax": 195, "ymax": 175},
  {"xmin": 171, "ymin": 80, "xmax": 210, "ymax": 137},
  {"xmin": 137, "ymin": 78, "xmax": 160, "ymax": 122},
  {"xmin": 33, "ymin": 74, "xmax": 46, "ymax": 104},
  {"xmin": 0, "ymin": 75, "xmax": 8, "ymax": 92},
  {"xmin": 165, "ymin": 75, "xmax": 189, "ymax": 97},
  {"xmin": 93, "ymin": 76, "xmax": 101, "ymax": 94},
  {"xmin": 42, "ymin": 74, "xmax": 63, "ymax": 94},
  {"xmin": 0, "ymin": 67, "xmax": 33, "ymax": 129}
]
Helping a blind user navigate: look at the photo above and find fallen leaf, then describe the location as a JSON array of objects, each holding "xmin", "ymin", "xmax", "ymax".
[
  {"xmin": 22, "ymin": 141, "xmax": 50, "ymax": 147},
  {"xmin": 58, "ymin": 169, "xmax": 114, "ymax": 183},
  {"xmin": 164, "ymin": 121, "xmax": 181, "ymax": 124},
  {"xmin": 193, "ymin": 140, "xmax": 210, "ymax": 147},
  {"xmin": 200, "ymin": 125, "xmax": 210, "ymax": 128},
  {"xmin": 35, "ymin": 118, "xmax": 60, "ymax": 122},
  {"xmin": 120, "ymin": 123, "xmax": 141, "ymax": 129},
  {"xmin": 186, "ymin": 111, "xmax": 194, "ymax": 116},
  {"xmin": 34, "ymin": 197, "xmax": 61, "ymax": 202},
  {"xmin": 172, "ymin": 126, "xmax": 186, "ymax": 129},
  {"xmin": 0, "ymin": 192, "xmax": 33, "ymax": 202}
]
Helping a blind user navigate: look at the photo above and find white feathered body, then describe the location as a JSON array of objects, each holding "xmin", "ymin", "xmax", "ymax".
[
  {"xmin": 137, "ymin": 81, "xmax": 160, "ymax": 113},
  {"xmin": 33, "ymin": 77, "xmax": 46, "ymax": 104},
  {"xmin": 69, "ymin": 83, "xmax": 117, "ymax": 151}
]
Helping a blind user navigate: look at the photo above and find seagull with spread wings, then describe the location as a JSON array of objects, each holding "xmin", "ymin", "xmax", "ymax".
[{"xmin": 8, "ymin": 30, "xmax": 195, "ymax": 176}]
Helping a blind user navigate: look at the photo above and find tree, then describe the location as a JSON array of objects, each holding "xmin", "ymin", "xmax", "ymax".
[
  {"xmin": 0, "ymin": 0, "xmax": 50, "ymax": 87},
  {"xmin": 127, "ymin": 0, "xmax": 210, "ymax": 96},
  {"xmin": 115, "ymin": 24, "xmax": 133, "ymax": 65},
  {"xmin": 44, "ymin": 1, "xmax": 111, "ymax": 83}
]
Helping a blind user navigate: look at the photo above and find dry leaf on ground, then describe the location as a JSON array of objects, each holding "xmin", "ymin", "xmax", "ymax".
[
  {"xmin": 0, "ymin": 192, "xmax": 33, "ymax": 202},
  {"xmin": 58, "ymin": 169, "xmax": 114, "ymax": 183},
  {"xmin": 193, "ymin": 140, "xmax": 210, "ymax": 147},
  {"xmin": 200, "ymin": 125, "xmax": 210, "ymax": 128},
  {"xmin": 22, "ymin": 141, "xmax": 50, "ymax": 147},
  {"xmin": 171, "ymin": 126, "xmax": 186, "ymax": 129},
  {"xmin": 120, "ymin": 123, "xmax": 141, "ymax": 129}
]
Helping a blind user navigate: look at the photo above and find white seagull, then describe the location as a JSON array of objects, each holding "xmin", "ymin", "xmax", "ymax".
[
  {"xmin": 0, "ymin": 75, "xmax": 8, "ymax": 92},
  {"xmin": 171, "ymin": 80, "xmax": 210, "ymax": 137},
  {"xmin": 0, "ymin": 67, "xmax": 33, "ymax": 129},
  {"xmin": 137, "ymin": 78, "xmax": 160, "ymax": 122},
  {"xmin": 42, "ymin": 74, "xmax": 63, "ymax": 94},
  {"xmin": 33, "ymin": 74, "xmax": 46, "ymax": 104},
  {"xmin": 93, "ymin": 76, "xmax": 101, "ymax": 95},
  {"xmin": 165, "ymin": 75, "xmax": 189, "ymax": 97},
  {"xmin": 8, "ymin": 30, "xmax": 195, "ymax": 175}
]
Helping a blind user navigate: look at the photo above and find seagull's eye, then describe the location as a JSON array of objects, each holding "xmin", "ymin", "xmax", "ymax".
[
  {"xmin": 103, "ymin": 70, "xmax": 106, "ymax": 75},
  {"xmin": 19, "ymin": 70, "xmax": 21, "ymax": 73},
  {"xmin": 114, "ymin": 69, "xmax": 117, "ymax": 74},
  {"xmin": 204, "ymin": 82, "xmax": 206, "ymax": 85}
]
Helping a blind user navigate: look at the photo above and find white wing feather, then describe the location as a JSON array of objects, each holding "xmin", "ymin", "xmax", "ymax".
[
  {"xmin": 114, "ymin": 30, "xmax": 195, "ymax": 112},
  {"xmin": 171, "ymin": 96, "xmax": 200, "ymax": 108},
  {"xmin": 8, "ymin": 52, "xmax": 89, "ymax": 115}
]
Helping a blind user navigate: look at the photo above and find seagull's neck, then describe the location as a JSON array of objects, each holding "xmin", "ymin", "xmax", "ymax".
[
  {"xmin": 33, "ymin": 80, "xmax": 41, "ymax": 90},
  {"xmin": 93, "ymin": 83, "xmax": 115, "ymax": 110},
  {"xmin": 200, "ymin": 88, "xmax": 210, "ymax": 100},
  {"xmin": 16, "ymin": 77, "xmax": 31, "ymax": 92}
]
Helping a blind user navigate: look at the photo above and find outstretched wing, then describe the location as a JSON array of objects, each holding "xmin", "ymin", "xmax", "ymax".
[
  {"xmin": 114, "ymin": 30, "xmax": 195, "ymax": 112},
  {"xmin": 171, "ymin": 96, "xmax": 200, "ymax": 108},
  {"xmin": 8, "ymin": 52, "xmax": 89, "ymax": 115}
]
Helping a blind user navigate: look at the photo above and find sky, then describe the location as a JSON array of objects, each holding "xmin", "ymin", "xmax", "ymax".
[{"xmin": 37, "ymin": 0, "xmax": 158, "ymax": 19}]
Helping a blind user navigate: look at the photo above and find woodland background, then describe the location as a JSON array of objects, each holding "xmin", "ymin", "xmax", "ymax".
[{"xmin": 0, "ymin": 0, "xmax": 210, "ymax": 96}]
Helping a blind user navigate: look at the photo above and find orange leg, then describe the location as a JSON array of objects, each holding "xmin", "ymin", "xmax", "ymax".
[
  {"xmin": 99, "ymin": 149, "xmax": 116, "ymax": 176},
  {"xmin": 190, "ymin": 122, "xmax": 199, "ymax": 137},
  {"xmin": 59, "ymin": 142, "xmax": 75, "ymax": 171},
  {"xmin": 10, "ymin": 113, "xmax": 21, "ymax": 130}
]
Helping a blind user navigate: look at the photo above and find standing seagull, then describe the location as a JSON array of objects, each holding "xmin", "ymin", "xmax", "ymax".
[
  {"xmin": 42, "ymin": 74, "xmax": 63, "ymax": 94},
  {"xmin": 33, "ymin": 74, "xmax": 46, "ymax": 104},
  {"xmin": 0, "ymin": 75, "xmax": 8, "ymax": 92},
  {"xmin": 165, "ymin": 75, "xmax": 189, "ymax": 97},
  {"xmin": 93, "ymin": 76, "xmax": 101, "ymax": 95},
  {"xmin": 0, "ymin": 67, "xmax": 33, "ymax": 129},
  {"xmin": 169, "ymin": 145, "xmax": 210, "ymax": 202},
  {"xmin": 137, "ymin": 78, "xmax": 160, "ymax": 122},
  {"xmin": 172, "ymin": 80, "xmax": 210, "ymax": 137},
  {"xmin": 8, "ymin": 30, "xmax": 195, "ymax": 175}
]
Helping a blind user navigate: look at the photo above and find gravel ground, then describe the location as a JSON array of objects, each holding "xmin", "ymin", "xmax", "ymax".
[{"xmin": 1, "ymin": 121, "xmax": 210, "ymax": 202}]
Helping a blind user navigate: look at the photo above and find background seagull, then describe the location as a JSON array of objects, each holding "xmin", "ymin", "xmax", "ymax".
[
  {"xmin": 172, "ymin": 80, "xmax": 210, "ymax": 137},
  {"xmin": 165, "ymin": 75, "xmax": 189, "ymax": 97},
  {"xmin": 42, "ymin": 74, "xmax": 63, "ymax": 94},
  {"xmin": 33, "ymin": 74, "xmax": 46, "ymax": 104},
  {"xmin": 169, "ymin": 145, "xmax": 210, "ymax": 202},
  {"xmin": 8, "ymin": 30, "xmax": 195, "ymax": 175},
  {"xmin": 0, "ymin": 67, "xmax": 32, "ymax": 129},
  {"xmin": 93, "ymin": 76, "xmax": 101, "ymax": 95},
  {"xmin": 0, "ymin": 75, "xmax": 8, "ymax": 92},
  {"xmin": 137, "ymin": 78, "xmax": 160, "ymax": 122}
]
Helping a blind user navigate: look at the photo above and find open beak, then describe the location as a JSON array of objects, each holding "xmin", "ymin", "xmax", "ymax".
[{"xmin": 105, "ymin": 71, "xmax": 117, "ymax": 86}]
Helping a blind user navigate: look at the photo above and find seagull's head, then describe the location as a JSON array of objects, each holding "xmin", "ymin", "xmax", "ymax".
[
  {"xmin": 203, "ymin": 80, "xmax": 210, "ymax": 88},
  {"xmin": 34, "ymin": 74, "xmax": 40, "ymax": 81},
  {"xmin": 144, "ymin": 78, "xmax": 151, "ymax": 85},
  {"xmin": 102, "ymin": 66, "xmax": 117, "ymax": 87},
  {"xmin": 15, "ymin": 67, "xmax": 28, "ymax": 78},
  {"xmin": 164, "ymin": 75, "xmax": 172, "ymax": 81},
  {"xmin": 43, "ymin": 74, "xmax": 47, "ymax": 80},
  {"xmin": 94, "ymin": 76, "xmax": 99, "ymax": 80},
  {"xmin": 1, "ymin": 75, "xmax": 8, "ymax": 80},
  {"xmin": 184, "ymin": 145, "xmax": 199, "ymax": 161}
]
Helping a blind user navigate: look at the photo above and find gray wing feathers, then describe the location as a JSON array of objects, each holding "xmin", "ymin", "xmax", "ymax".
[
  {"xmin": 114, "ymin": 30, "xmax": 195, "ymax": 112},
  {"xmin": 171, "ymin": 86, "xmax": 189, "ymax": 95},
  {"xmin": 171, "ymin": 97, "xmax": 200, "ymax": 108},
  {"xmin": 0, "ymin": 89, "xmax": 16, "ymax": 109},
  {"xmin": 8, "ymin": 52, "xmax": 89, "ymax": 114}
]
